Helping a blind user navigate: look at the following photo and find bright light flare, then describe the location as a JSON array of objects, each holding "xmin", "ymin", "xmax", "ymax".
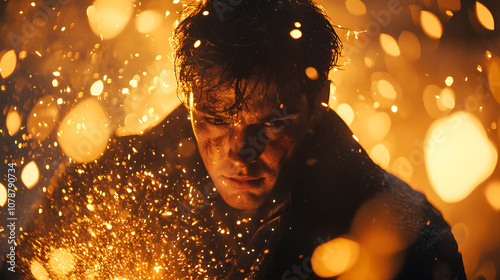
[
  {"xmin": 21, "ymin": 161, "xmax": 40, "ymax": 189},
  {"xmin": 436, "ymin": 88, "xmax": 456, "ymax": 111},
  {"xmin": 367, "ymin": 112, "xmax": 391, "ymax": 141},
  {"xmin": 0, "ymin": 183, "xmax": 6, "ymax": 207},
  {"xmin": 136, "ymin": 10, "xmax": 162, "ymax": 33},
  {"xmin": 57, "ymin": 98, "xmax": 112, "ymax": 163},
  {"xmin": 6, "ymin": 110, "xmax": 22, "ymax": 136},
  {"xmin": 87, "ymin": 0, "xmax": 134, "ymax": 40},
  {"xmin": 0, "ymin": 50, "xmax": 17, "ymax": 78},
  {"xmin": 369, "ymin": 143, "xmax": 391, "ymax": 169},
  {"xmin": 311, "ymin": 237, "xmax": 360, "ymax": 278},
  {"xmin": 377, "ymin": 79, "xmax": 397, "ymax": 100},
  {"xmin": 379, "ymin": 33, "xmax": 400, "ymax": 57},
  {"xmin": 445, "ymin": 76, "xmax": 454, "ymax": 86},
  {"xmin": 485, "ymin": 181, "xmax": 500, "ymax": 211},
  {"xmin": 48, "ymin": 248, "xmax": 76, "ymax": 276},
  {"xmin": 90, "ymin": 80, "xmax": 104, "ymax": 96},
  {"xmin": 27, "ymin": 96, "xmax": 60, "ymax": 140},
  {"xmin": 336, "ymin": 103, "xmax": 355, "ymax": 125},
  {"xmin": 475, "ymin": 2, "xmax": 495, "ymax": 31},
  {"xmin": 423, "ymin": 84, "xmax": 445, "ymax": 118},
  {"xmin": 30, "ymin": 260, "xmax": 49, "ymax": 280},
  {"xmin": 420, "ymin": 11, "xmax": 443, "ymax": 39},
  {"xmin": 345, "ymin": 0, "xmax": 366, "ymax": 16},
  {"xmin": 425, "ymin": 111, "xmax": 498, "ymax": 203},
  {"xmin": 290, "ymin": 29, "xmax": 302, "ymax": 39},
  {"xmin": 305, "ymin": 67, "xmax": 319, "ymax": 80},
  {"xmin": 194, "ymin": 40, "xmax": 201, "ymax": 48}
]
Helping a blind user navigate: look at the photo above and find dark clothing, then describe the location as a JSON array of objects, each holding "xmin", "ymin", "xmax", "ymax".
[{"xmin": 1, "ymin": 106, "xmax": 466, "ymax": 279}]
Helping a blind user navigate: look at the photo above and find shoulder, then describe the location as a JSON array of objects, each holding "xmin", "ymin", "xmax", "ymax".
[
  {"xmin": 378, "ymin": 174, "xmax": 467, "ymax": 279},
  {"xmin": 346, "ymin": 172, "xmax": 467, "ymax": 280},
  {"xmin": 294, "ymin": 110, "xmax": 466, "ymax": 279}
]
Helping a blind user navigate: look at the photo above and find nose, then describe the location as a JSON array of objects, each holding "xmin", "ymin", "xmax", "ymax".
[{"xmin": 228, "ymin": 123, "xmax": 265, "ymax": 166}]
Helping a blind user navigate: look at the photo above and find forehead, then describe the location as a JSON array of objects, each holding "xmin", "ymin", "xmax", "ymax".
[{"xmin": 191, "ymin": 77, "xmax": 303, "ymax": 117}]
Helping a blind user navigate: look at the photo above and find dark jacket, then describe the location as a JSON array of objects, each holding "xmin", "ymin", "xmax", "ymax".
[{"xmin": 1, "ymin": 105, "xmax": 466, "ymax": 279}]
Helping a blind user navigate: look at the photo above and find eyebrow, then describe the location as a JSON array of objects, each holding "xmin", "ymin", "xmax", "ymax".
[
  {"xmin": 193, "ymin": 109, "xmax": 232, "ymax": 119},
  {"xmin": 194, "ymin": 107, "xmax": 299, "ymax": 124},
  {"xmin": 257, "ymin": 112, "xmax": 299, "ymax": 123}
]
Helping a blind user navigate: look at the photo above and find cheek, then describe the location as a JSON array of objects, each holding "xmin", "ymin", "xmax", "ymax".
[
  {"xmin": 192, "ymin": 123, "xmax": 225, "ymax": 166},
  {"xmin": 262, "ymin": 132, "xmax": 296, "ymax": 169},
  {"xmin": 264, "ymin": 119, "xmax": 308, "ymax": 161}
]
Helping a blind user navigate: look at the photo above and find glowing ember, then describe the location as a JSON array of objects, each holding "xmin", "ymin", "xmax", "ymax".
[
  {"xmin": 345, "ymin": 0, "xmax": 366, "ymax": 16},
  {"xmin": 21, "ymin": 161, "xmax": 39, "ymax": 189},
  {"xmin": 290, "ymin": 29, "xmax": 302, "ymax": 39},
  {"xmin": 311, "ymin": 237, "xmax": 360, "ymax": 278},
  {"xmin": 30, "ymin": 260, "xmax": 49, "ymax": 280},
  {"xmin": 475, "ymin": 2, "xmax": 495, "ymax": 31},
  {"xmin": 485, "ymin": 181, "xmax": 500, "ymax": 211},
  {"xmin": 445, "ymin": 76, "xmax": 454, "ymax": 86},
  {"xmin": 57, "ymin": 98, "xmax": 111, "ymax": 163},
  {"xmin": 0, "ymin": 183, "xmax": 7, "ymax": 207},
  {"xmin": 420, "ymin": 10, "xmax": 443, "ymax": 39},
  {"xmin": 305, "ymin": 67, "xmax": 319, "ymax": 80},
  {"xmin": 379, "ymin": 33, "xmax": 400, "ymax": 57},
  {"xmin": 48, "ymin": 248, "xmax": 76, "ymax": 276},
  {"xmin": 90, "ymin": 80, "xmax": 104, "ymax": 96},
  {"xmin": 6, "ymin": 109, "xmax": 22, "ymax": 136},
  {"xmin": 425, "ymin": 111, "xmax": 498, "ymax": 203},
  {"xmin": 87, "ymin": 0, "xmax": 135, "ymax": 40},
  {"xmin": 0, "ymin": 50, "xmax": 17, "ymax": 79},
  {"xmin": 194, "ymin": 40, "xmax": 202, "ymax": 48},
  {"xmin": 336, "ymin": 103, "xmax": 355, "ymax": 125},
  {"xmin": 486, "ymin": 50, "xmax": 492, "ymax": 59},
  {"xmin": 27, "ymin": 96, "xmax": 60, "ymax": 140}
]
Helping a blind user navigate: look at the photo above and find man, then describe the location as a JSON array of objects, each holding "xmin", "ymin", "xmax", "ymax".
[
  {"xmin": 170, "ymin": 0, "xmax": 466, "ymax": 279},
  {"xmin": 2, "ymin": 0, "xmax": 465, "ymax": 279}
]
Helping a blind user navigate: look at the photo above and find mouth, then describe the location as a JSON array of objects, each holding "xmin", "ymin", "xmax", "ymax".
[{"xmin": 223, "ymin": 176, "xmax": 265, "ymax": 189}]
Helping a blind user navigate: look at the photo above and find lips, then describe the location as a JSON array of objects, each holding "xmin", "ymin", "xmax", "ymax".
[{"xmin": 223, "ymin": 176, "xmax": 265, "ymax": 189}]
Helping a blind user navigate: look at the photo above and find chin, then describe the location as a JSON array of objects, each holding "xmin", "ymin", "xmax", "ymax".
[{"xmin": 220, "ymin": 191, "xmax": 266, "ymax": 210}]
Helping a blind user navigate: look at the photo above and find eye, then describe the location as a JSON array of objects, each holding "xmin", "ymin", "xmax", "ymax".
[
  {"xmin": 206, "ymin": 117, "xmax": 230, "ymax": 125},
  {"xmin": 264, "ymin": 119, "xmax": 287, "ymax": 130}
]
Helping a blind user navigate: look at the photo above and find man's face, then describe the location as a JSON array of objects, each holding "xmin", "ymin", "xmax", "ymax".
[{"xmin": 189, "ymin": 81, "xmax": 313, "ymax": 209}]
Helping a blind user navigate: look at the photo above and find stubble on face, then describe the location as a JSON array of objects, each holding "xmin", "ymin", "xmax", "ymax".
[{"xmin": 189, "ymin": 80, "xmax": 312, "ymax": 209}]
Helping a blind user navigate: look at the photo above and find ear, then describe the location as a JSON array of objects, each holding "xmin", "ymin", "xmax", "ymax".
[
  {"xmin": 309, "ymin": 79, "xmax": 331, "ymax": 125},
  {"xmin": 318, "ymin": 79, "xmax": 331, "ymax": 106}
]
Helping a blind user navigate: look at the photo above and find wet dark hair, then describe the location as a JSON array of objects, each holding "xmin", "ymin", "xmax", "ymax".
[{"xmin": 172, "ymin": 0, "xmax": 342, "ymax": 114}]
